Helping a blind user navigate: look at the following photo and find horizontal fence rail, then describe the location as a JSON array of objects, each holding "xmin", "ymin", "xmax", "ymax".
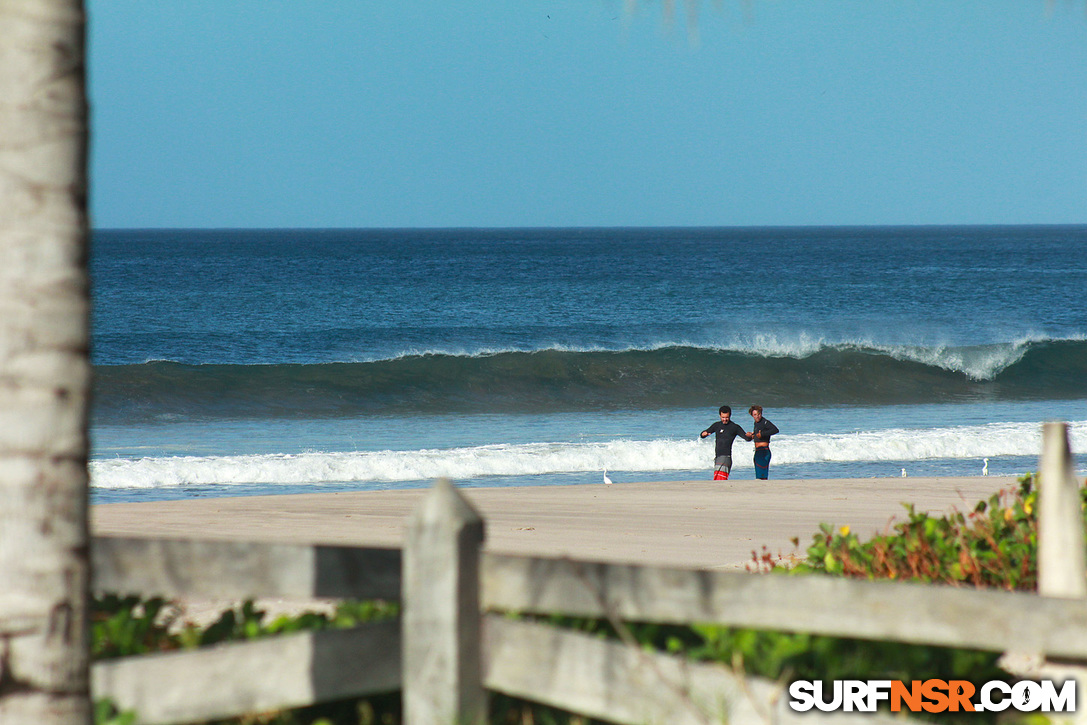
[
  {"xmin": 483, "ymin": 616, "xmax": 909, "ymax": 725},
  {"xmin": 92, "ymin": 537, "xmax": 404, "ymax": 724},
  {"xmin": 93, "ymin": 620, "xmax": 401, "ymax": 725},
  {"xmin": 481, "ymin": 552, "xmax": 1087, "ymax": 660},
  {"xmin": 93, "ymin": 536, "xmax": 402, "ymax": 601}
]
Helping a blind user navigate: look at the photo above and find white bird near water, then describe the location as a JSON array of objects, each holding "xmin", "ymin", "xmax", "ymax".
[
  {"xmin": 901, "ymin": 468, "xmax": 907, "ymax": 478},
  {"xmin": 982, "ymin": 458, "xmax": 989, "ymax": 476},
  {"xmin": 603, "ymin": 469, "xmax": 613, "ymax": 485}
]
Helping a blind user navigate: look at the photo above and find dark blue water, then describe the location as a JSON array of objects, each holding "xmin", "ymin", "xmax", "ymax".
[
  {"xmin": 93, "ymin": 226, "xmax": 1087, "ymax": 366},
  {"xmin": 89, "ymin": 226, "xmax": 1087, "ymax": 501}
]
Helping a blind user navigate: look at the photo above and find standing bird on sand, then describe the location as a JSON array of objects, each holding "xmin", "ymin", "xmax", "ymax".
[
  {"xmin": 901, "ymin": 468, "xmax": 907, "ymax": 478},
  {"xmin": 982, "ymin": 458, "xmax": 989, "ymax": 476},
  {"xmin": 603, "ymin": 469, "xmax": 613, "ymax": 485}
]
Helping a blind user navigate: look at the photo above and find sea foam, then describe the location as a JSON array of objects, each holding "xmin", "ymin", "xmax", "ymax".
[{"xmin": 90, "ymin": 420, "xmax": 1087, "ymax": 489}]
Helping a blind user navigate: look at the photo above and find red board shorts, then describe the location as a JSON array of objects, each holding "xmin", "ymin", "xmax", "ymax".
[{"xmin": 713, "ymin": 455, "xmax": 732, "ymax": 480}]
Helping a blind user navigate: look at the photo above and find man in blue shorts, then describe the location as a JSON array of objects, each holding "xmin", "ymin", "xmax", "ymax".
[{"xmin": 748, "ymin": 404, "xmax": 780, "ymax": 480}]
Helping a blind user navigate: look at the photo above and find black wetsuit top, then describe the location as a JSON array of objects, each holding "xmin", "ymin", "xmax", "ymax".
[
  {"xmin": 751, "ymin": 418, "xmax": 779, "ymax": 445},
  {"xmin": 702, "ymin": 421, "xmax": 748, "ymax": 458}
]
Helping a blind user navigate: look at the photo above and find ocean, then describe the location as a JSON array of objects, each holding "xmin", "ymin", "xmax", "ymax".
[{"xmin": 89, "ymin": 226, "xmax": 1087, "ymax": 503}]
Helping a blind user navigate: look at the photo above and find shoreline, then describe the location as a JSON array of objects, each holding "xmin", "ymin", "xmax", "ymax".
[{"xmin": 92, "ymin": 476, "xmax": 1019, "ymax": 571}]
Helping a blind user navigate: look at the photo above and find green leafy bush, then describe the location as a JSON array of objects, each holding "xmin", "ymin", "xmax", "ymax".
[
  {"xmin": 92, "ymin": 597, "xmax": 403, "ymax": 725},
  {"xmin": 759, "ymin": 474, "xmax": 1054, "ymax": 590},
  {"xmin": 92, "ymin": 596, "xmax": 399, "ymax": 660},
  {"xmin": 91, "ymin": 594, "xmax": 178, "ymax": 659}
]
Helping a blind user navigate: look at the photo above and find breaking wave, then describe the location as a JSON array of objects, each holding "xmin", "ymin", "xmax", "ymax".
[{"xmin": 93, "ymin": 338, "xmax": 1087, "ymax": 421}]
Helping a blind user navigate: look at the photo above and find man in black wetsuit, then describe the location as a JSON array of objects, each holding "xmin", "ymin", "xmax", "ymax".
[
  {"xmin": 699, "ymin": 405, "xmax": 749, "ymax": 480},
  {"xmin": 748, "ymin": 404, "xmax": 780, "ymax": 480}
]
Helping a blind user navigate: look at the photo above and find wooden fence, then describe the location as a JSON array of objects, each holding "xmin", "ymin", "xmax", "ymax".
[{"xmin": 91, "ymin": 422, "xmax": 1086, "ymax": 725}]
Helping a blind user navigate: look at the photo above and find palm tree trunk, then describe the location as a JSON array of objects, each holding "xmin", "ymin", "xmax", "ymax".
[{"xmin": 0, "ymin": 1, "xmax": 91, "ymax": 722}]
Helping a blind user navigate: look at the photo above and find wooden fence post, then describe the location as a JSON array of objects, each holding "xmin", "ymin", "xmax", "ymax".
[
  {"xmin": 1038, "ymin": 421, "xmax": 1086, "ymax": 599},
  {"xmin": 403, "ymin": 479, "xmax": 487, "ymax": 725}
]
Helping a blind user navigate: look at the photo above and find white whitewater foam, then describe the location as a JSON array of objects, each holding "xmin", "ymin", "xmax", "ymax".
[
  {"xmin": 353, "ymin": 333, "xmax": 1081, "ymax": 381},
  {"xmin": 869, "ymin": 341, "xmax": 1032, "ymax": 380},
  {"xmin": 90, "ymin": 420, "xmax": 1087, "ymax": 489},
  {"xmin": 771, "ymin": 421, "xmax": 1084, "ymax": 465}
]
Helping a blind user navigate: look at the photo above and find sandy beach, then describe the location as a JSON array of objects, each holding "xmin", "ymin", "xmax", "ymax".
[
  {"xmin": 90, "ymin": 476, "xmax": 1019, "ymax": 626},
  {"xmin": 93, "ymin": 476, "xmax": 1018, "ymax": 571}
]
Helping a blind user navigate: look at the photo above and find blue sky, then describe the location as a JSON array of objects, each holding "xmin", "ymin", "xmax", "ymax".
[{"xmin": 88, "ymin": 1, "xmax": 1087, "ymax": 228}]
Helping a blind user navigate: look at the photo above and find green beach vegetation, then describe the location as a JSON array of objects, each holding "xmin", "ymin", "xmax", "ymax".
[
  {"xmin": 91, "ymin": 598, "xmax": 402, "ymax": 725},
  {"xmin": 92, "ymin": 474, "xmax": 1065, "ymax": 724},
  {"xmin": 761, "ymin": 473, "xmax": 1041, "ymax": 589}
]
